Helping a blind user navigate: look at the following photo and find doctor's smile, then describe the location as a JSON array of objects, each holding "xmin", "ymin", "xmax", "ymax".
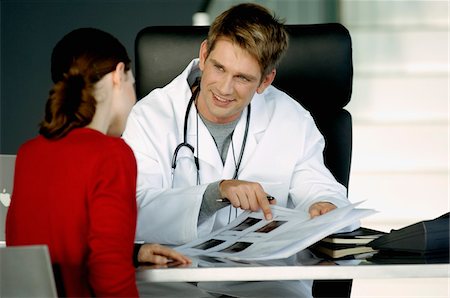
[{"xmin": 211, "ymin": 92, "xmax": 235, "ymax": 105}]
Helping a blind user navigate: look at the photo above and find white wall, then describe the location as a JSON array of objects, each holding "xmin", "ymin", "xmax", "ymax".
[
  {"xmin": 341, "ymin": 0, "xmax": 449, "ymax": 232},
  {"xmin": 341, "ymin": 1, "xmax": 449, "ymax": 296}
]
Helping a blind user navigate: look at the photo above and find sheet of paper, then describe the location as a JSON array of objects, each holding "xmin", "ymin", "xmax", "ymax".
[{"xmin": 175, "ymin": 202, "xmax": 377, "ymax": 261}]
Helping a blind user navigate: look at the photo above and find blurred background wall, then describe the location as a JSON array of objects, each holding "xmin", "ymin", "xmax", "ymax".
[
  {"xmin": 0, "ymin": 0, "xmax": 203, "ymax": 154},
  {"xmin": 339, "ymin": 0, "xmax": 448, "ymax": 232}
]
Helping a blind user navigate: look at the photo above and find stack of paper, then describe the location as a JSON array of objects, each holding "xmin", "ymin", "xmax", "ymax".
[
  {"xmin": 310, "ymin": 227, "xmax": 386, "ymax": 259},
  {"xmin": 175, "ymin": 202, "xmax": 377, "ymax": 261}
]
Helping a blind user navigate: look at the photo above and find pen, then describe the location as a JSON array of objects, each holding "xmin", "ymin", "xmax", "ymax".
[{"xmin": 216, "ymin": 195, "xmax": 275, "ymax": 203}]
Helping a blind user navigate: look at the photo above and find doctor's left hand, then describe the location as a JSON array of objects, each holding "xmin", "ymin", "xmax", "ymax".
[
  {"xmin": 219, "ymin": 179, "xmax": 276, "ymax": 221},
  {"xmin": 137, "ymin": 243, "xmax": 191, "ymax": 265},
  {"xmin": 308, "ymin": 202, "xmax": 336, "ymax": 218}
]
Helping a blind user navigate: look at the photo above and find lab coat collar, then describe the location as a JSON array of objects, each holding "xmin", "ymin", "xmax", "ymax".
[
  {"xmin": 174, "ymin": 59, "xmax": 201, "ymax": 105},
  {"xmin": 172, "ymin": 59, "xmax": 201, "ymax": 142}
]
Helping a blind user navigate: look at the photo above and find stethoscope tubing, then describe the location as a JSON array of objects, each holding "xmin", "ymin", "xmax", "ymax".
[{"xmin": 171, "ymin": 79, "xmax": 250, "ymax": 183}]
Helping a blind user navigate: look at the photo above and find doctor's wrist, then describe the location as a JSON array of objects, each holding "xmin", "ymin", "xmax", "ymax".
[
  {"xmin": 133, "ymin": 243, "xmax": 143, "ymax": 267},
  {"xmin": 218, "ymin": 179, "xmax": 227, "ymax": 197}
]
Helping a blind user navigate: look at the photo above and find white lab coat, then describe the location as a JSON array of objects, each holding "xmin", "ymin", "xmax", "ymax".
[{"xmin": 123, "ymin": 59, "xmax": 349, "ymax": 245}]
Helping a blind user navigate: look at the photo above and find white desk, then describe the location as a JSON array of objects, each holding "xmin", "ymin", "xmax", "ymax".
[
  {"xmin": 137, "ymin": 264, "xmax": 450, "ymax": 283},
  {"xmin": 136, "ymin": 254, "xmax": 450, "ymax": 283}
]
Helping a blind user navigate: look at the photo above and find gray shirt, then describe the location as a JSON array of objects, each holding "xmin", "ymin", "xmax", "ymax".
[{"xmin": 198, "ymin": 114, "xmax": 240, "ymax": 224}]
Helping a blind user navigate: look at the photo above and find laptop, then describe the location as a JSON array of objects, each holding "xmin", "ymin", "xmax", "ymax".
[
  {"xmin": 0, "ymin": 158, "xmax": 60, "ymax": 296},
  {"xmin": 0, "ymin": 154, "xmax": 16, "ymax": 245},
  {"xmin": 0, "ymin": 245, "xmax": 58, "ymax": 297}
]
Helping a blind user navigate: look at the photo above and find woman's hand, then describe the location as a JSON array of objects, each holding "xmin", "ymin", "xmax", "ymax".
[{"xmin": 137, "ymin": 243, "xmax": 191, "ymax": 265}]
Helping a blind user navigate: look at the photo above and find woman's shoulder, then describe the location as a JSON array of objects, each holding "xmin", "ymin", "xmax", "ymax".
[
  {"xmin": 58, "ymin": 128, "xmax": 134, "ymax": 161},
  {"xmin": 74, "ymin": 130, "xmax": 137, "ymax": 175},
  {"xmin": 84, "ymin": 129, "xmax": 133, "ymax": 155}
]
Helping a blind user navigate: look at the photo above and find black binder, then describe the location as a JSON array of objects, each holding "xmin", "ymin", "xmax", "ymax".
[{"xmin": 368, "ymin": 212, "xmax": 449, "ymax": 254}]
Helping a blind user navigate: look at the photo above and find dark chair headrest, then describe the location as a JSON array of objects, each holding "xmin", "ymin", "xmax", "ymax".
[{"xmin": 135, "ymin": 23, "xmax": 353, "ymax": 115}]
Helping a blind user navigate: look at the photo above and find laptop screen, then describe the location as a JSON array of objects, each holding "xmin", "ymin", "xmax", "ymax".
[
  {"xmin": 0, "ymin": 154, "xmax": 16, "ymax": 244},
  {"xmin": 1, "ymin": 245, "xmax": 58, "ymax": 297}
]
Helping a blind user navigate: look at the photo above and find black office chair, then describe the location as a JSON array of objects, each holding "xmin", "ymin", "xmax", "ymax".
[{"xmin": 135, "ymin": 23, "xmax": 354, "ymax": 298}]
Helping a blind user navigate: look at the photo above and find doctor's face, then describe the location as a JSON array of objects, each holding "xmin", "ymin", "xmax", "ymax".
[{"xmin": 198, "ymin": 38, "xmax": 275, "ymax": 124}]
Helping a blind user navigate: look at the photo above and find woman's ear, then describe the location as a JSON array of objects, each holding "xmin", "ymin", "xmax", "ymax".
[
  {"xmin": 256, "ymin": 69, "xmax": 276, "ymax": 94},
  {"xmin": 112, "ymin": 62, "xmax": 126, "ymax": 86}
]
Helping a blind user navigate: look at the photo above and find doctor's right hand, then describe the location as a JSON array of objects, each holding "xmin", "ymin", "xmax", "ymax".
[{"xmin": 219, "ymin": 179, "xmax": 276, "ymax": 221}]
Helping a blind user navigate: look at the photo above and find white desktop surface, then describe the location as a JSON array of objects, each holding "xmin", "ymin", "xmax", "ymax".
[
  {"xmin": 137, "ymin": 264, "xmax": 450, "ymax": 283},
  {"xmin": 136, "ymin": 255, "xmax": 450, "ymax": 283}
]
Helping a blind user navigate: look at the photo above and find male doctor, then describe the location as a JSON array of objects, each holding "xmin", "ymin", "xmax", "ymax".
[{"xmin": 123, "ymin": 3, "xmax": 351, "ymax": 245}]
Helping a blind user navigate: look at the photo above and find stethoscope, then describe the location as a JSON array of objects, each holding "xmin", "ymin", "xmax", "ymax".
[{"xmin": 171, "ymin": 79, "xmax": 251, "ymax": 186}]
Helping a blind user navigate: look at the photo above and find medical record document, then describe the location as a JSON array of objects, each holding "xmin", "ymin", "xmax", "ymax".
[{"xmin": 175, "ymin": 202, "xmax": 376, "ymax": 261}]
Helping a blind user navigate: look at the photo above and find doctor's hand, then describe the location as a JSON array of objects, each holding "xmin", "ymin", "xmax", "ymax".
[
  {"xmin": 308, "ymin": 202, "xmax": 336, "ymax": 218},
  {"xmin": 137, "ymin": 243, "xmax": 191, "ymax": 265},
  {"xmin": 219, "ymin": 179, "xmax": 276, "ymax": 221}
]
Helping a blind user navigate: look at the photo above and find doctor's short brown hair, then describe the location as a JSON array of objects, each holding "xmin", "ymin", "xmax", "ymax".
[{"xmin": 206, "ymin": 3, "xmax": 289, "ymax": 78}]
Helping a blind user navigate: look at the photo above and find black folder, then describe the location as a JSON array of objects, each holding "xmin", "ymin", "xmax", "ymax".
[{"xmin": 368, "ymin": 212, "xmax": 449, "ymax": 254}]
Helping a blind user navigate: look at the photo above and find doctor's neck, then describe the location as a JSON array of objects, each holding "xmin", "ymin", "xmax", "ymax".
[{"xmin": 195, "ymin": 94, "xmax": 243, "ymax": 124}]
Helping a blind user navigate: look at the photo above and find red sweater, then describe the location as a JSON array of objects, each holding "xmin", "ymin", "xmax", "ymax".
[{"xmin": 6, "ymin": 128, "xmax": 139, "ymax": 297}]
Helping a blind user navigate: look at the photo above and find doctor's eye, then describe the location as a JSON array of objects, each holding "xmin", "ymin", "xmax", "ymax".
[
  {"xmin": 213, "ymin": 64, "xmax": 224, "ymax": 72},
  {"xmin": 236, "ymin": 75, "xmax": 250, "ymax": 83}
]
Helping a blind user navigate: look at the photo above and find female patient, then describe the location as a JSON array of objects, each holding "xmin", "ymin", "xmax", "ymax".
[{"xmin": 6, "ymin": 28, "xmax": 189, "ymax": 297}]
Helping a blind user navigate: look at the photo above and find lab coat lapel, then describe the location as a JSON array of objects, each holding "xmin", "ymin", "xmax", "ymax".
[
  {"xmin": 223, "ymin": 94, "xmax": 269, "ymax": 178},
  {"xmin": 186, "ymin": 109, "xmax": 224, "ymax": 178}
]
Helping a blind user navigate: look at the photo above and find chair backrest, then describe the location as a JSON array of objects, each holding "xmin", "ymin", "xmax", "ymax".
[
  {"xmin": 135, "ymin": 24, "xmax": 353, "ymax": 188},
  {"xmin": 0, "ymin": 245, "xmax": 58, "ymax": 297}
]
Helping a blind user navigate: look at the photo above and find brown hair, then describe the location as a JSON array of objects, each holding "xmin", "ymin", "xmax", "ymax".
[
  {"xmin": 39, "ymin": 28, "xmax": 130, "ymax": 139},
  {"xmin": 207, "ymin": 3, "xmax": 289, "ymax": 78}
]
